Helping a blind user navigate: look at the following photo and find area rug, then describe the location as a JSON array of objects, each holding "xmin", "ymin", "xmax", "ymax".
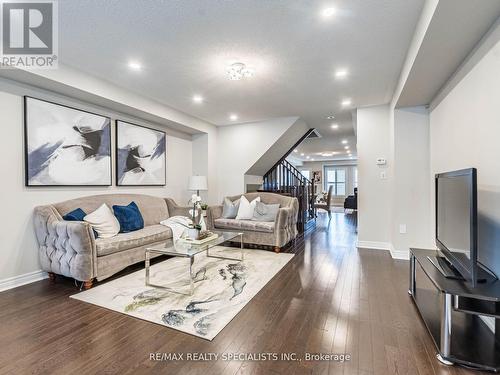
[{"xmin": 71, "ymin": 248, "xmax": 293, "ymax": 340}]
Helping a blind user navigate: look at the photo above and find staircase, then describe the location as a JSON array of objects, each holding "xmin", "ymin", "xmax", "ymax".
[{"xmin": 260, "ymin": 129, "xmax": 316, "ymax": 233}]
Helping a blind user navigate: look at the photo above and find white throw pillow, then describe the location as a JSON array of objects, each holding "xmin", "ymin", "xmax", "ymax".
[
  {"xmin": 84, "ymin": 203, "xmax": 120, "ymax": 238},
  {"xmin": 235, "ymin": 196, "xmax": 261, "ymax": 220}
]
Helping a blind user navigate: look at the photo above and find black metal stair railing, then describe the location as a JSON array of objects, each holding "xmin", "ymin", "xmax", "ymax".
[{"xmin": 261, "ymin": 159, "xmax": 314, "ymax": 233}]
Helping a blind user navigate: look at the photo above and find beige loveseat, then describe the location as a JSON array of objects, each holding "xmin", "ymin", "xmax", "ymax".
[
  {"xmin": 206, "ymin": 192, "xmax": 299, "ymax": 252},
  {"xmin": 34, "ymin": 194, "xmax": 189, "ymax": 288}
]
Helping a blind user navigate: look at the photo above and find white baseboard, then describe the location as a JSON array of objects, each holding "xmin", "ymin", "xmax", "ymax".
[
  {"xmin": 356, "ymin": 240, "xmax": 391, "ymax": 251},
  {"xmin": 389, "ymin": 244, "xmax": 410, "ymax": 260},
  {"xmin": 0, "ymin": 270, "xmax": 48, "ymax": 292},
  {"xmin": 356, "ymin": 241, "xmax": 410, "ymax": 260}
]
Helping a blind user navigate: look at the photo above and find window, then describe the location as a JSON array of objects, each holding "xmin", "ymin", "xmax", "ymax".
[
  {"xmin": 353, "ymin": 167, "xmax": 358, "ymax": 188},
  {"xmin": 300, "ymin": 170, "xmax": 310, "ymax": 180},
  {"xmin": 324, "ymin": 167, "xmax": 346, "ymax": 196}
]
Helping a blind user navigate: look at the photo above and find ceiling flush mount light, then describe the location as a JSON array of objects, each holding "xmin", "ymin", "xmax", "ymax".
[
  {"xmin": 326, "ymin": 115, "xmax": 335, "ymax": 120},
  {"xmin": 128, "ymin": 61, "xmax": 142, "ymax": 71},
  {"xmin": 229, "ymin": 114, "xmax": 238, "ymax": 121},
  {"xmin": 192, "ymin": 95, "xmax": 204, "ymax": 103},
  {"xmin": 341, "ymin": 99, "xmax": 352, "ymax": 107},
  {"xmin": 331, "ymin": 124, "xmax": 339, "ymax": 129},
  {"xmin": 335, "ymin": 69, "xmax": 348, "ymax": 79},
  {"xmin": 226, "ymin": 62, "xmax": 254, "ymax": 80},
  {"xmin": 321, "ymin": 7, "xmax": 336, "ymax": 18}
]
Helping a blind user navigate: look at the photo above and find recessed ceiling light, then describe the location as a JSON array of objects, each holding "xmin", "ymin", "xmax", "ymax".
[
  {"xmin": 331, "ymin": 124, "xmax": 339, "ymax": 129},
  {"xmin": 335, "ymin": 69, "xmax": 348, "ymax": 79},
  {"xmin": 192, "ymin": 95, "xmax": 204, "ymax": 103},
  {"xmin": 341, "ymin": 139, "xmax": 348, "ymax": 144},
  {"xmin": 321, "ymin": 7, "xmax": 336, "ymax": 18},
  {"xmin": 306, "ymin": 156, "xmax": 310, "ymax": 159},
  {"xmin": 349, "ymin": 156, "xmax": 353, "ymax": 159},
  {"xmin": 311, "ymin": 158, "xmax": 315, "ymax": 161},
  {"xmin": 341, "ymin": 99, "xmax": 352, "ymax": 107},
  {"xmin": 326, "ymin": 115, "xmax": 335, "ymax": 120},
  {"xmin": 344, "ymin": 146, "xmax": 349, "ymax": 150},
  {"xmin": 128, "ymin": 61, "xmax": 142, "ymax": 71},
  {"xmin": 294, "ymin": 149, "xmax": 298, "ymax": 153},
  {"xmin": 300, "ymin": 153, "xmax": 304, "ymax": 156},
  {"xmin": 229, "ymin": 114, "xmax": 238, "ymax": 121}
]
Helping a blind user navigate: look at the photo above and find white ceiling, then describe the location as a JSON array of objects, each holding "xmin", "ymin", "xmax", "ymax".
[{"xmin": 58, "ymin": 0, "xmax": 424, "ymax": 135}]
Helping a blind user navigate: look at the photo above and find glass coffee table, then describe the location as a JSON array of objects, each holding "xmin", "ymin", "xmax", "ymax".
[{"xmin": 145, "ymin": 231, "xmax": 243, "ymax": 295}]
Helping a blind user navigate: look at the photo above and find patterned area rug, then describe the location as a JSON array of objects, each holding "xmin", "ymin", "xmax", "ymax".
[{"xmin": 71, "ymin": 248, "xmax": 293, "ymax": 340}]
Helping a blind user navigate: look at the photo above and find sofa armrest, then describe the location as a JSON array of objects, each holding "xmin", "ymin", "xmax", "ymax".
[
  {"xmin": 206, "ymin": 205, "xmax": 223, "ymax": 230},
  {"xmin": 274, "ymin": 198, "xmax": 299, "ymax": 247},
  {"xmin": 34, "ymin": 205, "xmax": 96, "ymax": 281},
  {"xmin": 165, "ymin": 198, "xmax": 195, "ymax": 217},
  {"xmin": 275, "ymin": 207, "xmax": 295, "ymax": 229}
]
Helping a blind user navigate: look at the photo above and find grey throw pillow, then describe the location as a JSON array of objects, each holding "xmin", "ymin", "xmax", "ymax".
[
  {"xmin": 222, "ymin": 198, "xmax": 240, "ymax": 219},
  {"xmin": 252, "ymin": 201, "xmax": 280, "ymax": 222}
]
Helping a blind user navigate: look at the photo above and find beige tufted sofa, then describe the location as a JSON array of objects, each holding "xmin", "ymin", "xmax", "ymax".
[
  {"xmin": 206, "ymin": 192, "xmax": 299, "ymax": 252},
  {"xmin": 34, "ymin": 194, "xmax": 189, "ymax": 288}
]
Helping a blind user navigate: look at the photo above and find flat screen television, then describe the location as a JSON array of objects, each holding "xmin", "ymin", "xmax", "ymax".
[{"xmin": 435, "ymin": 168, "xmax": 478, "ymax": 286}]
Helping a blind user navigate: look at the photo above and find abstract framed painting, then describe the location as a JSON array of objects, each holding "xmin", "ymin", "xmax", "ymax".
[
  {"xmin": 116, "ymin": 120, "xmax": 166, "ymax": 186},
  {"xmin": 24, "ymin": 96, "xmax": 112, "ymax": 186}
]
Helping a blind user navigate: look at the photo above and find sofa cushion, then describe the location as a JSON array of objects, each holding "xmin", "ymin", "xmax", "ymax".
[
  {"xmin": 95, "ymin": 224, "xmax": 172, "ymax": 256},
  {"xmin": 235, "ymin": 196, "xmax": 261, "ymax": 220},
  {"xmin": 84, "ymin": 204, "xmax": 120, "ymax": 239},
  {"xmin": 214, "ymin": 218, "xmax": 275, "ymax": 233},
  {"xmin": 252, "ymin": 201, "xmax": 280, "ymax": 222},
  {"xmin": 113, "ymin": 201, "xmax": 144, "ymax": 233},
  {"xmin": 62, "ymin": 208, "xmax": 86, "ymax": 221},
  {"xmin": 221, "ymin": 197, "xmax": 240, "ymax": 219},
  {"xmin": 53, "ymin": 194, "xmax": 169, "ymax": 226}
]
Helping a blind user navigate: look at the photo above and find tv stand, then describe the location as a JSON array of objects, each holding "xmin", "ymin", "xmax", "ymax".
[
  {"xmin": 427, "ymin": 254, "xmax": 496, "ymax": 283},
  {"xmin": 427, "ymin": 255, "xmax": 465, "ymax": 280},
  {"xmin": 410, "ymin": 249, "xmax": 500, "ymax": 372}
]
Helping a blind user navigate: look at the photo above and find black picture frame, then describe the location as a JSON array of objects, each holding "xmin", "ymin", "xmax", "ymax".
[
  {"xmin": 115, "ymin": 120, "xmax": 166, "ymax": 186},
  {"xmin": 24, "ymin": 96, "xmax": 112, "ymax": 187}
]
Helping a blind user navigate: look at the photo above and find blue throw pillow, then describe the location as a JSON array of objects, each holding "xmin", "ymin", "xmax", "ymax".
[
  {"xmin": 63, "ymin": 208, "xmax": 99, "ymax": 238},
  {"xmin": 112, "ymin": 201, "xmax": 144, "ymax": 233},
  {"xmin": 63, "ymin": 208, "xmax": 86, "ymax": 221}
]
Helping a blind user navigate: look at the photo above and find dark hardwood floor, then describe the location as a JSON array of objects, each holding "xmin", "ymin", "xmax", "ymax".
[{"xmin": 0, "ymin": 212, "xmax": 489, "ymax": 375}]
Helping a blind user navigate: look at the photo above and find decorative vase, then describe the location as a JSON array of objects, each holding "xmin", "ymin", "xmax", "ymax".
[{"xmin": 187, "ymin": 228, "xmax": 200, "ymax": 240}]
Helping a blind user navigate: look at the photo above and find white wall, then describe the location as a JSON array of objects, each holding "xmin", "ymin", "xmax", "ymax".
[
  {"xmin": 430, "ymin": 39, "xmax": 500, "ymax": 276},
  {"xmin": 391, "ymin": 107, "xmax": 432, "ymax": 257},
  {"xmin": 216, "ymin": 117, "xmax": 299, "ymax": 201},
  {"xmin": 356, "ymin": 105, "xmax": 392, "ymax": 248},
  {"xmin": 0, "ymin": 89, "xmax": 193, "ymax": 286}
]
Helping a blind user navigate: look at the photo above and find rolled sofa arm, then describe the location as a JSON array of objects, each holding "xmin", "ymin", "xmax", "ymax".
[
  {"xmin": 34, "ymin": 205, "xmax": 96, "ymax": 281},
  {"xmin": 206, "ymin": 205, "xmax": 223, "ymax": 230},
  {"xmin": 165, "ymin": 198, "xmax": 198, "ymax": 218},
  {"xmin": 274, "ymin": 198, "xmax": 299, "ymax": 247}
]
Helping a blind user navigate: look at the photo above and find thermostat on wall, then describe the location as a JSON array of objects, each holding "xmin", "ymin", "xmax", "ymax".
[{"xmin": 376, "ymin": 158, "xmax": 387, "ymax": 165}]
